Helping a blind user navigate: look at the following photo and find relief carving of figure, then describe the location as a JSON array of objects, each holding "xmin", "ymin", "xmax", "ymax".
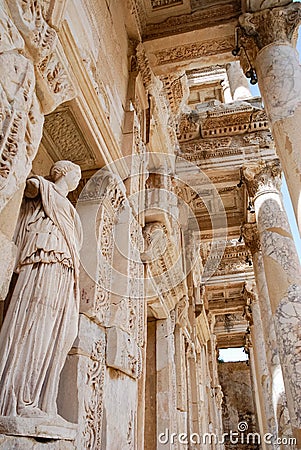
[{"xmin": 0, "ymin": 161, "xmax": 82, "ymax": 419}]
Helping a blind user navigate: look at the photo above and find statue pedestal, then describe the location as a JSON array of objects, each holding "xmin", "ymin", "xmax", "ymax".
[{"xmin": 0, "ymin": 416, "xmax": 77, "ymax": 440}]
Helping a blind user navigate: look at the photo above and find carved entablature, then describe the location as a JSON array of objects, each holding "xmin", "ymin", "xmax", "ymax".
[
  {"xmin": 136, "ymin": 43, "xmax": 153, "ymax": 91},
  {"xmin": 244, "ymin": 0, "xmax": 292, "ymax": 13},
  {"xmin": 142, "ymin": 221, "xmax": 188, "ymax": 314},
  {"xmin": 136, "ymin": 44, "xmax": 178, "ymax": 153},
  {"xmin": 82, "ymin": 54, "xmax": 110, "ymax": 120},
  {"xmin": 35, "ymin": 44, "xmax": 76, "ymax": 114},
  {"xmin": 153, "ymin": 36, "xmax": 235, "ymax": 66},
  {"xmin": 241, "ymin": 222, "xmax": 261, "ymax": 255},
  {"xmin": 160, "ymin": 72, "xmax": 189, "ymax": 117},
  {"xmin": 177, "ymin": 114, "xmax": 200, "ymax": 141},
  {"xmin": 40, "ymin": 0, "xmax": 68, "ymax": 28},
  {"xmin": 180, "ymin": 136, "xmax": 231, "ymax": 152},
  {"xmin": 241, "ymin": 159, "xmax": 282, "ymax": 198},
  {"xmin": 200, "ymin": 102, "xmax": 268, "ymax": 138},
  {"xmin": 214, "ymin": 243, "xmax": 253, "ymax": 276},
  {"xmin": 151, "ymin": 0, "xmax": 183, "ymax": 10},
  {"xmin": 143, "ymin": 1, "xmax": 241, "ymax": 40},
  {"xmin": 239, "ymin": 2, "xmax": 301, "ymax": 51}
]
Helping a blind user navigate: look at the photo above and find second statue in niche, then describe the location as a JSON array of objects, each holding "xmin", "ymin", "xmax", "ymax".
[{"xmin": 0, "ymin": 160, "xmax": 82, "ymax": 420}]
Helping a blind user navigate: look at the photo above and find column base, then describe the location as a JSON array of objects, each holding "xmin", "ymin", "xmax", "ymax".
[{"xmin": 0, "ymin": 415, "xmax": 77, "ymax": 440}]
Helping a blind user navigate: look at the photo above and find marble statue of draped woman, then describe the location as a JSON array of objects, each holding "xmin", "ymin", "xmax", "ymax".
[{"xmin": 0, "ymin": 161, "xmax": 82, "ymax": 419}]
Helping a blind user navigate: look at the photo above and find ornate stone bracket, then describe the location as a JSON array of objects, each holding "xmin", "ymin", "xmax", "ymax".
[
  {"xmin": 242, "ymin": 280, "xmax": 257, "ymax": 326},
  {"xmin": 241, "ymin": 222, "xmax": 261, "ymax": 255}
]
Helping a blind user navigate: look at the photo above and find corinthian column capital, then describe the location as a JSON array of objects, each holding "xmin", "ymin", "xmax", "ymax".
[
  {"xmin": 239, "ymin": 2, "xmax": 301, "ymax": 50},
  {"xmin": 241, "ymin": 223, "xmax": 261, "ymax": 255},
  {"xmin": 241, "ymin": 159, "xmax": 282, "ymax": 198}
]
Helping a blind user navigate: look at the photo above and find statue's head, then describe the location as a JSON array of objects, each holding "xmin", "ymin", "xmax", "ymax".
[{"xmin": 50, "ymin": 160, "xmax": 81, "ymax": 192}]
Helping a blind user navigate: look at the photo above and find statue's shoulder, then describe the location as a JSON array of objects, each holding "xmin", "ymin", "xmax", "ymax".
[{"xmin": 25, "ymin": 177, "xmax": 41, "ymax": 198}]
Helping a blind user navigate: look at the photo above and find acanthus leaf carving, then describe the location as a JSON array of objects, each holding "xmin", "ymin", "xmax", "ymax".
[
  {"xmin": 241, "ymin": 159, "xmax": 282, "ymax": 198},
  {"xmin": 239, "ymin": 2, "xmax": 301, "ymax": 51},
  {"xmin": 8, "ymin": 0, "xmax": 57, "ymax": 62}
]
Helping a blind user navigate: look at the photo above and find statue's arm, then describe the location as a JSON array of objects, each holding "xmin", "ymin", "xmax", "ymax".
[{"xmin": 25, "ymin": 178, "xmax": 40, "ymax": 198}]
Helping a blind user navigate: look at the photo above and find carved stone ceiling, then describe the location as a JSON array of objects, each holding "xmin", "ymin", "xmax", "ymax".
[
  {"xmin": 140, "ymin": 0, "xmax": 241, "ymax": 40},
  {"xmin": 134, "ymin": 0, "xmax": 241, "ymax": 74},
  {"xmin": 41, "ymin": 101, "xmax": 105, "ymax": 171},
  {"xmin": 203, "ymin": 241, "xmax": 254, "ymax": 348},
  {"xmin": 175, "ymin": 168, "xmax": 246, "ymax": 235}
]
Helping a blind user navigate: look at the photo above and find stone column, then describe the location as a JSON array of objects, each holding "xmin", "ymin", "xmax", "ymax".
[
  {"xmin": 248, "ymin": 345, "xmax": 268, "ymax": 450},
  {"xmin": 221, "ymin": 78, "xmax": 233, "ymax": 103},
  {"xmin": 226, "ymin": 61, "xmax": 252, "ymax": 100},
  {"xmin": 242, "ymin": 279, "xmax": 277, "ymax": 447},
  {"xmin": 156, "ymin": 316, "xmax": 178, "ymax": 450},
  {"xmin": 242, "ymin": 223, "xmax": 295, "ymax": 447},
  {"xmin": 242, "ymin": 160, "xmax": 301, "ymax": 445},
  {"xmin": 239, "ymin": 3, "xmax": 301, "ymax": 233}
]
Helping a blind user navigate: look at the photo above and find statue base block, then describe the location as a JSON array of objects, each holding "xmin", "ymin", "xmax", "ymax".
[{"xmin": 0, "ymin": 416, "xmax": 77, "ymax": 440}]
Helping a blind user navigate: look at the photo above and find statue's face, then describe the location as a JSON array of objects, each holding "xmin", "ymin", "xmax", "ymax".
[{"xmin": 65, "ymin": 167, "xmax": 81, "ymax": 192}]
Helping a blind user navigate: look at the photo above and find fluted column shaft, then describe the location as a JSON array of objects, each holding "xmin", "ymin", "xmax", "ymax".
[{"xmin": 226, "ymin": 61, "xmax": 252, "ymax": 100}]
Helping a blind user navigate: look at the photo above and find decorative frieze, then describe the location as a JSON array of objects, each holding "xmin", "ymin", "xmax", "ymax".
[
  {"xmin": 160, "ymin": 72, "xmax": 189, "ymax": 117},
  {"xmin": 177, "ymin": 114, "xmax": 200, "ymax": 141},
  {"xmin": 151, "ymin": 0, "xmax": 183, "ymax": 10},
  {"xmin": 154, "ymin": 36, "xmax": 235, "ymax": 66},
  {"xmin": 144, "ymin": 2, "xmax": 241, "ymax": 40},
  {"xmin": 200, "ymin": 103, "xmax": 268, "ymax": 138}
]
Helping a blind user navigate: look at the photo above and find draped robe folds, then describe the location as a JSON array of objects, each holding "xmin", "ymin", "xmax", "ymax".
[{"xmin": 0, "ymin": 176, "xmax": 82, "ymax": 417}]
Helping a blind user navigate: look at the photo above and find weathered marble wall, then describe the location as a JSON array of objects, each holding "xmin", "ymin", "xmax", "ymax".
[
  {"xmin": 218, "ymin": 361, "xmax": 258, "ymax": 449},
  {"xmin": 65, "ymin": 0, "xmax": 130, "ymax": 148}
]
